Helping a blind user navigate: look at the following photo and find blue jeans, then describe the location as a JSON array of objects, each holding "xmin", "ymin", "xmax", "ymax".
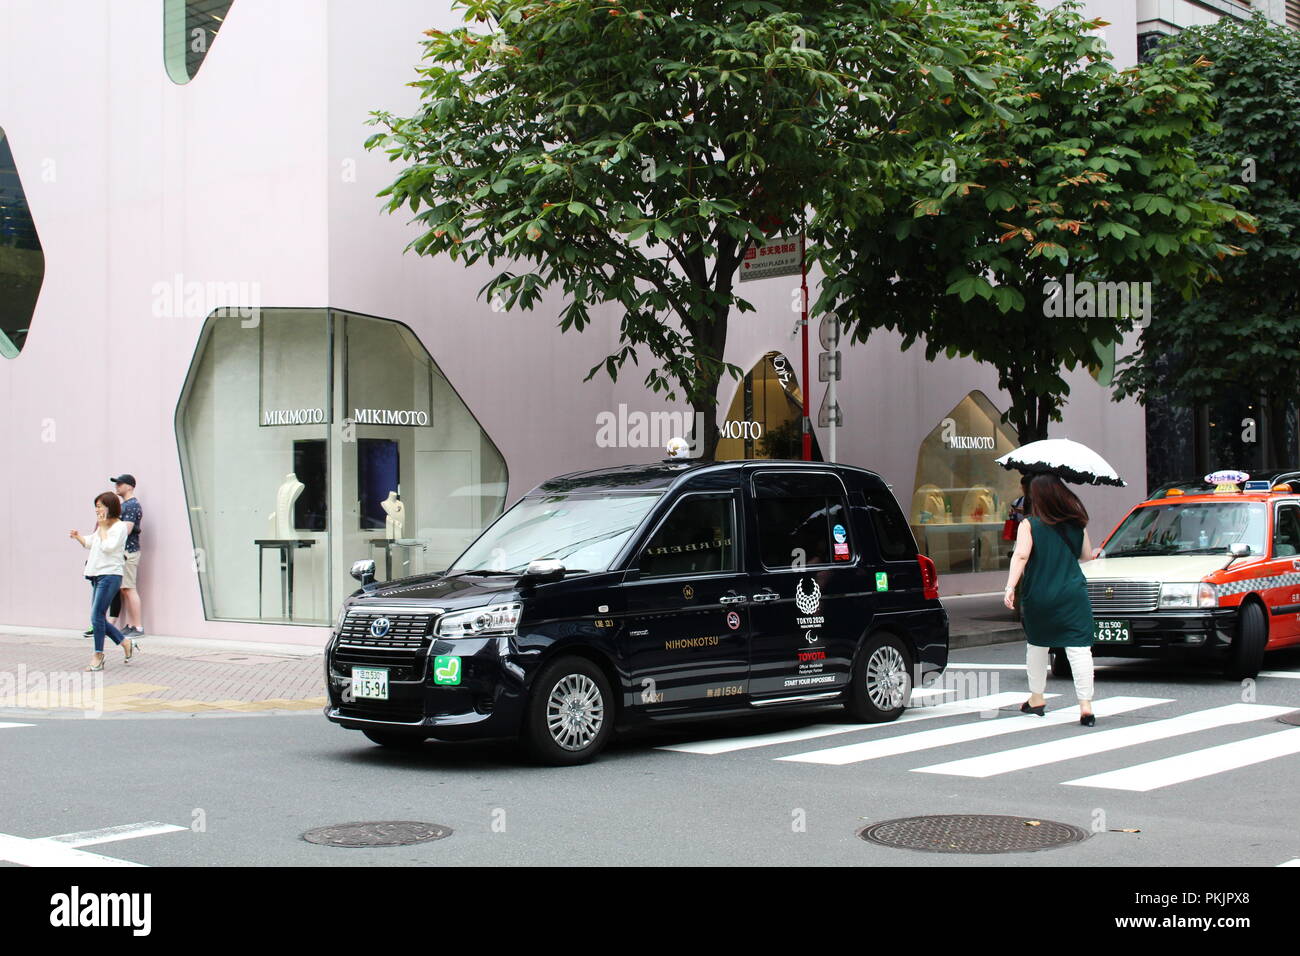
[{"xmin": 88, "ymin": 575, "xmax": 127, "ymax": 653}]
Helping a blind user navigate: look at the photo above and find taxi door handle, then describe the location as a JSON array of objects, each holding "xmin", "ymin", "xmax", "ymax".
[
  {"xmin": 751, "ymin": 591, "xmax": 779, "ymax": 602},
  {"xmin": 720, "ymin": 594, "xmax": 746, "ymax": 605}
]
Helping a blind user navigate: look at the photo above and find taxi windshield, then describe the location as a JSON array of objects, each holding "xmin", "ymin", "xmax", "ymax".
[
  {"xmin": 1103, "ymin": 501, "xmax": 1267, "ymax": 557},
  {"xmin": 448, "ymin": 492, "xmax": 663, "ymax": 575}
]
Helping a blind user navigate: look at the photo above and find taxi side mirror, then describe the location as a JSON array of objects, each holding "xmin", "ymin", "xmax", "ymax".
[{"xmin": 520, "ymin": 559, "xmax": 566, "ymax": 585}]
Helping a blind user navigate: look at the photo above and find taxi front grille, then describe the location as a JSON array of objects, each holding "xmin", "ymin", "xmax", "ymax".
[
  {"xmin": 1087, "ymin": 581, "xmax": 1160, "ymax": 614},
  {"xmin": 332, "ymin": 610, "xmax": 436, "ymax": 681}
]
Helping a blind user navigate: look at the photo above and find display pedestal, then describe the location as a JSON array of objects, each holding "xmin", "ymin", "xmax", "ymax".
[
  {"xmin": 370, "ymin": 538, "xmax": 427, "ymax": 581},
  {"xmin": 254, "ymin": 539, "xmax": 315, "ymax": 620}
]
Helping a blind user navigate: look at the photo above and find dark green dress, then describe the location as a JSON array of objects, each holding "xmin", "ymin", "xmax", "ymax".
[{"xmin": 1020, "ymin": 517, "xmax": 1093, "ymax": 648}]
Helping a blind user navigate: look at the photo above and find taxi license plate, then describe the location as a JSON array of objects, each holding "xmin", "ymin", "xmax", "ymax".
[
  {"xmin": 1093, "ymin": 619, "xmax": 1131, "ymax": 644},
  {"xmin": 352, "ymin": 667, "xmax": 389, "ymax": 700}
]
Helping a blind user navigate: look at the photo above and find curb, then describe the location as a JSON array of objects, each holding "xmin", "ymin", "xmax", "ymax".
[{"xmin": 950, "ymin": 626, "xmax": 1023, "ymax": 650}]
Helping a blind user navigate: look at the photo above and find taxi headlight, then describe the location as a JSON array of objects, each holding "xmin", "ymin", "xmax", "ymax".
[
  {"xmin": 1159, "ymin": 583, "xmax": 1217, "ymax": 609},
  {"xmin": 437, "ymin": 602, "xmax": 522, "ymax": 638}
]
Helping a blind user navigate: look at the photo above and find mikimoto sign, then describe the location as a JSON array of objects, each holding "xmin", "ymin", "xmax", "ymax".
[{"xmin": 740, "ymin": 237, "xmax": 801, "ymax": 282}]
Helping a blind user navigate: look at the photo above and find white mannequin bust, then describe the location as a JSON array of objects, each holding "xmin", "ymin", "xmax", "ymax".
[
  {"xmin": 380, "ymin": 491, "xmax": 405, "ymax": 540},
  {"xmin": 271, "ymin": 472, "xmax": 305, "ymax": 539}
]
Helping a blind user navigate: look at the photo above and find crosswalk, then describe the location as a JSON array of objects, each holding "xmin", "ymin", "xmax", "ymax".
[{"xmin": 656, "ymin": 693, "xmax": 1300, "ymax": 792}]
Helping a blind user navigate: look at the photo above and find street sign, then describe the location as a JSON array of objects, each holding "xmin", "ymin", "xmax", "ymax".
[
  {"xmin": 818, "ymin": 314, "xmax": 840, "ymax": 350},
  {"xmin": 739, "ymin": 237, "xmax": 801, "ymax": 282},
  {"xmin": 818, "ymin": 351, "xmax": 841, "ymax": 382},
  {"xmin": 818, "ymin": 389, "xmax": 842, "ymax": 428}
]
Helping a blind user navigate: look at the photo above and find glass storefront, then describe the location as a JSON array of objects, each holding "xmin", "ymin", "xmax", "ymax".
[
  {"xmin": 910, "ymin": 390, "xmax": 1021, "ymax": 575},
  {"xmin": 716, "ymin": 350, "xmax": 823, "ymax": 461},
  {"xmin": 176, "ymin": 308, "xmax": 507, "ymax": 624}
]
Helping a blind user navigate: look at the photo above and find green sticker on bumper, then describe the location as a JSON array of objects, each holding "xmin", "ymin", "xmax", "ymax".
[
  {"xmin": 875, "ymin": 572, "xmax": 889, "ymax": 592},
  {"xmin": 433, "ymin": 655, "xmax": 461, "ymax": 685}
]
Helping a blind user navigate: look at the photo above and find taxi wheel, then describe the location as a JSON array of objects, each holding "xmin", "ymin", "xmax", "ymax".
[
  {"xmin": 1050, "ymin": 649, "xmax": 1072, "ymax": 678},
  {"xmin": 524, "ymin": 657, "xmax": 614, "ymax": 766},
  {"xmin": 846, "ymin": 632, "xmax": 912, "ymax": 723},
  {"xmin": 362, "ymin": 729, "xmax": 428, "ymax": 751},
  {"xmin": 1224, "ymin": 601, "xmax": 1267, "ymax": 680}
]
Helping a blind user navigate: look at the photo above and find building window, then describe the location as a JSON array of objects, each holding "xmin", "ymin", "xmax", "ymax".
[
  {"xmin": 0, "ymin": 128, "xmax": 43, "ymax": 358},
  {"xmin": 716, "ymin": 351, "xmax": 823, "ymax": 461},
  {"xmin": 176, "ymin": 309, "xmax": 508, "ymax": 625},
  {"xmin": 910, "ymin": 390, "xmax": 1020, "ymax": 576},
  {"xmin": 164, "ymin": 0, "xmax": 234, "ymax": 84}
]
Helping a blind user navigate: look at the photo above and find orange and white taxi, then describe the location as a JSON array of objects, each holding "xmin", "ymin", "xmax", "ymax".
[{"xmin": 1078, "ymin": 471, "xmax": 1300, "ymax": 679}]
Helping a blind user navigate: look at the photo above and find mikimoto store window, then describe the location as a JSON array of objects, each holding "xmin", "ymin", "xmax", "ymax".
[
  {"xmin": 176, "ymin": 308, "xmax": 507, "ymax": 625},
  {"xmin": 910, "ymin": 390, "xmax": 1021, "ymax": 576}
]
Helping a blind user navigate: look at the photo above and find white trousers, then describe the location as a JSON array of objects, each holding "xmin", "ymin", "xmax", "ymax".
[{"xmin": 1026, "ymin": 644, "xmax": 1095, "ymax": 701}]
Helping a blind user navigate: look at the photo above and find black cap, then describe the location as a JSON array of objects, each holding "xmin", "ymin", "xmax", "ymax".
[{"xmin": 110, "ymin": 474, "xmax": 136, "ymax": 488}]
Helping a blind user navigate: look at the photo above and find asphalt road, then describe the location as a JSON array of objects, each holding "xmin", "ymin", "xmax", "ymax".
[{"xmin": 3, "ymin": 641, "xmax": 1300, "ymax": 867}]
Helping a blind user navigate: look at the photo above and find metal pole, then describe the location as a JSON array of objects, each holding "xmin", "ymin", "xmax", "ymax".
[{"xmin": 800, "ymin": 229, "xmax": 811, "ymax": 462}]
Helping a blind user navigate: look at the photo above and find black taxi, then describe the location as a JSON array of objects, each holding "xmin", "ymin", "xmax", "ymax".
[{"xmin": 324, "ymin": 459, "xmax": 949, "ymax": 764}]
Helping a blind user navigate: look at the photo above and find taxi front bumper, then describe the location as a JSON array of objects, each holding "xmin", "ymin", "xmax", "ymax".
[{"xmin": 1087, "ymin": 608, "xmax": 1238, "ymax": 657}]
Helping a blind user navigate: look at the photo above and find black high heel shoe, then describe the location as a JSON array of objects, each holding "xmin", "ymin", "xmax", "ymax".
[
  {"xmin": 1020, "ymin": 700, "xmax": 1046, "ymax": 716},
  {"xmin": 1080, "ymin": 712, "xmax": 1096, "ymax": 727}
]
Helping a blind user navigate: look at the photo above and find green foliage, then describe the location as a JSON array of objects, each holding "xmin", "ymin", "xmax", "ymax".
[
  {"xmin": 1112, "ymin": 15, "xmax": 1300, "ymax": 417},
  {"xmin": 810, "ymin": 0, "xmax": 1253, "ymax": 443},
  {"xmin": 367, "ymin": 0, "xmax": 1006, "ymax": 456}
]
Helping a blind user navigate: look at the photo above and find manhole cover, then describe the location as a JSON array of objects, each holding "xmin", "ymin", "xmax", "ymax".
[
  {"xmin": 858, "ymin": 814, "xmax": 1089, "ymax": 854},
  {"xmin": 1278, "ymin": 711, "xmax": 1300, "ymax": 726},
  {"xmin": 302, "ymin": 821, "xmax": 452, "ymax": 847}
]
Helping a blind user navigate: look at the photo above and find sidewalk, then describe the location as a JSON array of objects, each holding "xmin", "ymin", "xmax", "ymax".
[
  {"xmin": 0, "ymin": 602, "xmax": 1020, "ymax": 719},
  {"xmin": 943, "ymin": 592, "xmax": 1025, "ymax": 649},
  {"xmin": 0, "ymin": 629, "xmax": 326, "ymax": 719}
]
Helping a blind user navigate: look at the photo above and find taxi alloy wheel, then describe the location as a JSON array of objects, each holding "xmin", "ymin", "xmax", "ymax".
[
  {"xmin": 525, "ymin": 657, "xmax": 614, "ymax": 765},
  {"xmin": 847, "ymin": 632, "xmax": 912, "ymax": 723}
]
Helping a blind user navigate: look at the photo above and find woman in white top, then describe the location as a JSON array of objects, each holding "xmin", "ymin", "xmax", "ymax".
[{"xmin": 70, "ymin": 492, "xmax": 136, "ymax": 671}]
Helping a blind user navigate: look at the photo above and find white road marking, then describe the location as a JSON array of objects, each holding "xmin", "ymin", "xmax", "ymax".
[
  {"xmin": 657, "ymin": 692, "xmax": 1040, "ymax": 754},
  {"xmin": 779, "ymin": 697, "xmax": 1170, "ymax": 766},
  {"xmin": 944, "ymin": 663, "xmax": 1029, "ymax": 670},
  {"xmin": 0, "ymin": 820, "xmax": 187, "ymax": 867},
  {"xmin": 908, "ymin": 686, "xmax": 957, "ymax": 701},
  {"xmin": 44, "ymin": 822, "xmax": 188, "ymax": 847},
  {"xmin": 914, "ymin": 703, "xmax": 1294, "ymax": 778},
  {"xmin": 1259, "ymin": 670, "xmax": 1300, "ymax": 679},
  {"xmin": 0, "ymin": 722, "xmax": 34, "ymax": 729},
  {"xmin": 1279, "ymin": 859, "xmax": 1300, "ymax": 867},
  {"xmin": 0, "ymin": 833, "xmax": 143, "ymax": 867},
  {"xmin": 1063, "ymin": 727, "xmax": 1300, "ymax": 791}
]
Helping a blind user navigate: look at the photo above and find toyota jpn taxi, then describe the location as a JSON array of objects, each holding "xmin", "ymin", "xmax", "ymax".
[
  {"xmin": 1075, "ymin": 471, "xmax": 1300, "ymax": 680},
  {"xmin": 324, "ymin": 458, "xmax": 948, "ymax": 764}
]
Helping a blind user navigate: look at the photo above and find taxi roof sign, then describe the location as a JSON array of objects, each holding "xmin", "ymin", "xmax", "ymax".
[{"xmin": 1204, "ymin": 470, "xmax": 1249, "ymax": 485}]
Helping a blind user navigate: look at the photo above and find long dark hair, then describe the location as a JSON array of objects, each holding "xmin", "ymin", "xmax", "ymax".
[
  {"xmin": 1029, "ymin": 475, "xmax": 1088, "ymax": 527},
  {"xmin": 94, "ymin": 491, "xmax": 121, "ymax": 520}
]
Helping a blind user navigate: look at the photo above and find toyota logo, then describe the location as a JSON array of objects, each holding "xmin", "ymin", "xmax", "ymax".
[{"xmin": 369, "ymin": 617, "xmax": 391, "ymax": 638}]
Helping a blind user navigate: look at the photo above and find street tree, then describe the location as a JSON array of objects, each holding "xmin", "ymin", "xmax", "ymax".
[
  {"xmin": 366, "ymin": 0, "xmax": 1007, "ymax": 459},
  {"xmin": 1112, "ymin": 15, "xmax": 1300, "ymax": 467},
  {"xmin": 811, "ymin": 0, "xmax": 1254, "ymax": 445}
]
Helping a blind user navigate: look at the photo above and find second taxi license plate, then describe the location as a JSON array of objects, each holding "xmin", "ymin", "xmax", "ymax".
[
  {"xmin": 1093, "ymin": 619, "xmax": 1131, "ymax": 644},
  {"xmin": 352, "ymin": 667, "xmax": 389, "ymax": 700}
]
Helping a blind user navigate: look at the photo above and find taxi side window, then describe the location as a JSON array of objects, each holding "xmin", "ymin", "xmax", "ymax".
[
  {"xmin": 1273, "ymin": 505, "xmax": 1300, "ymax": 557},
  {"xmin": 750, "ymin": 473, "xmax": 852, "ymax": 569},
  {"xmin": 636, "ymin": 495, "xmax": 736, "ymax": 578}
]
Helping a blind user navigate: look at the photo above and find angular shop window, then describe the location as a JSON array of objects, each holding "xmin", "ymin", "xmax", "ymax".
[
  {"xmin": 910, "ymin": 390, "xmax": 1020, "ymax": 576},
  {"xmin": 176, "ymin": 309, "xmax": 507, "ymax": 625},
  {"xmin": 0, "ymin": 127, "xmax": 43, "ymax": 358},
  {"xmin": 164, "ymin": 0, "xmax": 234, "ymax": 84},
  {"xmin": 716, "ymin": 350, "xmax": 823, "ymax": 461}
]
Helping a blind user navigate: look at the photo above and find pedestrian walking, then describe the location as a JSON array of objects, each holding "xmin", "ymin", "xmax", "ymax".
[
  {"xmin": 111, "ymin": 473, "xmax": 145, "ymax": 640},
  {"xmin": 70, "ymin": 491, "xmax": 136, "ymax": 671},
  {"xmin": 1002, "ymin": 474, "xmax": 1098, "ymax": 725}
]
